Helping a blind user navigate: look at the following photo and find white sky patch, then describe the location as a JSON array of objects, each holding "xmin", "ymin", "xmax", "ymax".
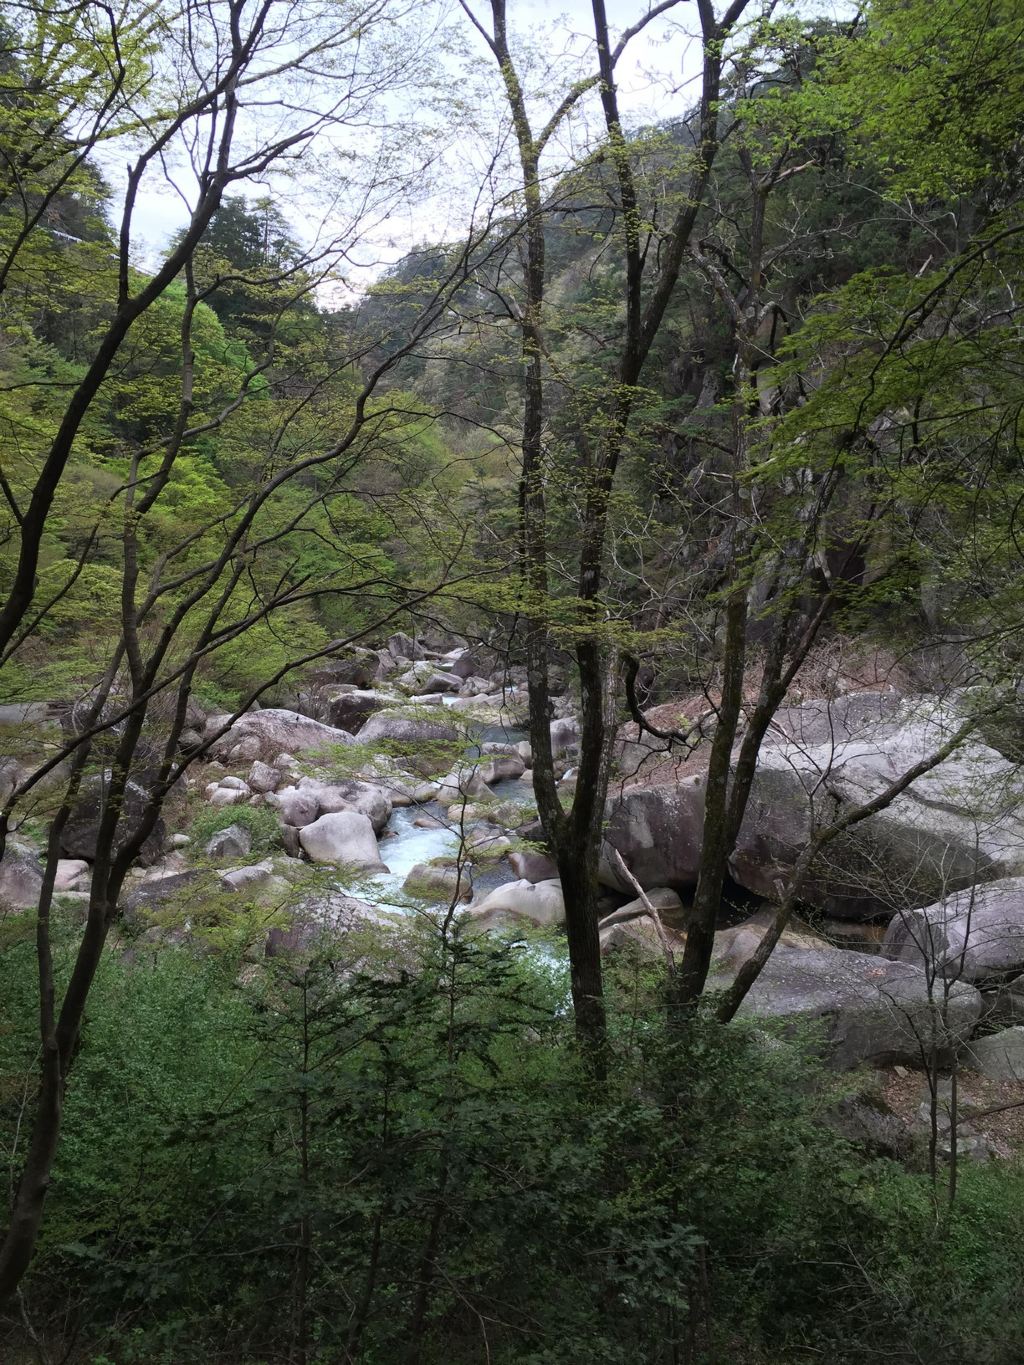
[{"xmin": 94, "ymin": 0, "xmax": 855, "ymax": 298}]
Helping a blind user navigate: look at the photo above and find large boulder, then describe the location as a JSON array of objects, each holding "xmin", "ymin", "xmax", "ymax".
[
  {"xmin": 599, "ymin": 887, "xmax": 686, "ymax": 929},
  {"xmin": 599, "ymin": 777, "xmax": 705, "ymax": 892},
  {"xmin": 397, "ymin": 662, "xmax": 461, "ymax": 694},
  {"xmin": 270, "ymin": 785, "xmax": 321, "ymax": 828},
  {"xmin": 208, "ymin": 708, "xmax": 356, "ymax": 765},
  {"xmin": 508, "ymin": 848, "xmax": 559, "ymax": 883},
  {"xmin": 304, "ymin": 646, "xmax": 379, "ymax": 689},
  {"xmin": 765, "ymin": 691, "xmax": 904, "ymax": 747},
  {"xmin": 965, "ymin": 1027, "xmax": 1024, "ymax": 1081},
  {"xmin": 0, "ymin": 844, "xmax": 43, "ymax": 909},
  {"xmin": 709, "ymin": 938, "xmax": 982, "ymax": 1070},
  {"xmin": 550, "ymin": 716, "xmax": 579, "ymax": 757},
  {"xmin": 437, "ymin": 766, "xmax": 489, "ymax": 806},
  {"xmin": 54, "ymin": 859, "xmax": 89, "ymax": 891},
  {"xmin": 60, "ymin": 772, "xmax": 166, "ymax": 866},
  {"xmin": 450, "ymin": 646, "xmax": 501, "ymax": 680},
  {"xmin": 464, "ymin": 878, "xmax": 564, "ymax": 931},
  {"xmin": 387, "ymin": 631, "xmax": 422, "ymax": 661},
  {"xmin": 478, "ymin": 753, "xmax": 526, "ymax": 784},
  {"xmin": 322, "ymin": 688, "xmax": 391, "ymax": 733},
  {"xmin": 882, "ymin": 878, "xmax": 1024, "ymax": 984},
  {"xmin": 730, "ymin": 700, "xmax": 1024, "ymax": 919},
  {"xmin": 298, "ymin": 811, "xmax": 388, "ymax": 873},
  {"xmin": 295, "ymin": 777, "xmax": 392, "ymax": 834},
  {"xmin": 403, "ymin": 861, "xmax": 472, "ymax": 903},
  {"xmin": 120, "ymin": 869, "xmax": 206, "ymax": 920},
  {"xmin": 357, "ymin": 709, "xmax": 460, "ymax": 746}
]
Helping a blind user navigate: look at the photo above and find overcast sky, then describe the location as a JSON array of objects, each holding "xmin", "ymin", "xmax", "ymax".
[{"xmin": 107, "ymin": 0, "xmax": 850, "ymax": 288}]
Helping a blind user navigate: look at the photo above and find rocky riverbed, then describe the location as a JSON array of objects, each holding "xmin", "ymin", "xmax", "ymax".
[{"xmin": 6, "ymin": 633, "xmax": 1024, "ymax": 1088}]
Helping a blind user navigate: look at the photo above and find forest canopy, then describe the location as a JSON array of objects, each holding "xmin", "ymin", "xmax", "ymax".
[{"xmin": 1, "ymin": 1, "xmax": 1024, "ymax": 1361}]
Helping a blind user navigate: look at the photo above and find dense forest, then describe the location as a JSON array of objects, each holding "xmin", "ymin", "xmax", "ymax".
[{"xmin": 2, "ymin": 0, "xmax": 1024, "ymax": 1360}]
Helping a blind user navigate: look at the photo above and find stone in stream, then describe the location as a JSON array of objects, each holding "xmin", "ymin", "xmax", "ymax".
[
  {"xmin": 298, "ymin": 811, "xmax": 389, "ymax": 874},
  {"xmin": 550, "ymin": 716, "xmax": 579, "ymax": 757},
  {"xmin": 478, "ymin": 754, "xmax": 526, "ymax": 784},
  {"xmin": 403, "ymin": 861, "xmax": 472, "ymax": 902},
  {"xmin": 436, "ymin": 767, "xmax": 490, "ymax": 806},
  {"xmin": 464, "ymin": 878, "xmax": 564, "ymax": 931}
]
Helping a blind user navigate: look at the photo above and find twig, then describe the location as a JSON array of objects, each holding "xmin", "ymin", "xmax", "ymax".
[{"xmin": 608, "ymin": 847, "xmax": 677, "ymax": 974}]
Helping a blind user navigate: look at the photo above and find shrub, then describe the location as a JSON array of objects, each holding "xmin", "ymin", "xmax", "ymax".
[{"xmin": 188, "ymin": 801, "xmax": 282, "ymax": 855}]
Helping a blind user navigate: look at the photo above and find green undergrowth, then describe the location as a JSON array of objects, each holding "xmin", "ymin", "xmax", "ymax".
[{"xmin": 0, "ymin": 930, "xmax": 1022, "ymax": 1363}]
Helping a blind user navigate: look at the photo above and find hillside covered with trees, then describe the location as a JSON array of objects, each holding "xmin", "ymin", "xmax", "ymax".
[{"xmin": 2, "ymin": 1, "xmax": 1024, "ymax": 1360}]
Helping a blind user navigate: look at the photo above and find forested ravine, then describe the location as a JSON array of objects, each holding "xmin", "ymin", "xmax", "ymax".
[{"xmin": 3, "ymin": 1, "xmax": 1024, "ymax": 1361}]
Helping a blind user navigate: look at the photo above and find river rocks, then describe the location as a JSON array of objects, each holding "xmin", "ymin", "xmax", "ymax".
[
  {"xmin": 219, "ymin": 861, "xmax": 286, "ymax": 899},
  {"xmin": 387, "ymin": 631, "xmax": 422, "ymax": 661},
  {"xmin": 54, "ymin": 858, "xmax": 89, "ymax": 891},
  {"xmin": 599, "ymin": 887, "xmax": 685, "ymax": 929},
  {"xmin": 600, "ymin": 915, "xmax": 679, "ymax": 958},
  {"xmin": 60, "ymin": 772, "xmax": 166, "ymax": 866},
  {"xmin": 436, "ymin": 767, "xmax": 489, "ymax": 806},
  {"xmin": 478, "ymin": 753, "xmax": 526, "ymax": 783},
  {"xmin": 449, "ymin": 646, "xmax": 500, "ymax": 680},
  {"xmin": 597, "ymin": 695, "xmax": 1024, "ymax": 916},
  {"xmin": 205, "ymin": 824, "xmax": 252, "ymax": 861},
  {"xmin": 322, "ymin": 688, "xmax": 391, "ymax": 732},
  {"xmin": 765, "ymin": 691, "xmax": 904, "ymax": 747},
  {"xmin": 298, "ymin": 811, "xmax": 388, "ymax": 873},
  {"xmin": 465, "ymin": 878, "xmax": 564, "ymax": 931},
  {"xmin": 304, "ymin": 647, "xmax": 379, "ymax": 690},
  {"xmin": 964, "ymin": 1027, "xmax": 1024, "ymax": 1081},
  {"xmin": 550, "ymin": 716, "xmax": 579, "ymax": 757},
  {"xmin": 730, "ymin": 700, "xmax": 1024, "ymax": 919},
  {"xmin": 120, "ymin": 869, "xmax": 204, "ymax": 919},
  {"xmin": 295, "ymin": 777, "xmax": 392, "ymax": 834},
  {"xmin": 265, "ymin": 891, "xmax": 390, "ymax": 958},
  {"xmin": 247, "ymin": 760, "xmax": 281, "ymax": 794},
  {"xmin": 459, "ymin": 676, "xmax": 496, "ymax": 696},
  {"xmin": 403, "ymin": 861, "xmax": 472, "ymax": 902},
  {"xmin": 397, "ymin": 662, "xmax": 461, "ymax": 694},
  {"xmin": 599, "ymin": 777, "xmax": 705, "ymax": 892},
  {"xmin": 357, "ymin": 709, "xmax": 460, "ymax": 746},
  {"xmin": 0, "ymin": 844, "xmax": 43, "ymax": 909},
  {"xmin": 882, "ymin": 878, "xmax": 1024, "ymax": 984},
  {"xmin": 208, "ymin": 708, "xmax": 356, "ymax": 765},
  {"xmin": 508, "ymin": 849, "xmax": 559, "ymax": 883},
  {"xmin": 467, "ymin": 828, "xmax": 511, "ymax": 857},
  {"xmin": 205, "ymin": 780, "xmax": 249, "ymax": 808},
  {"xmin": 270, "ymin": 785, "xmax": 320, "ymax": 827},
  {"xmin": 708, "ymin": 940, "xmax": 982, "ymax": 1070}
]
